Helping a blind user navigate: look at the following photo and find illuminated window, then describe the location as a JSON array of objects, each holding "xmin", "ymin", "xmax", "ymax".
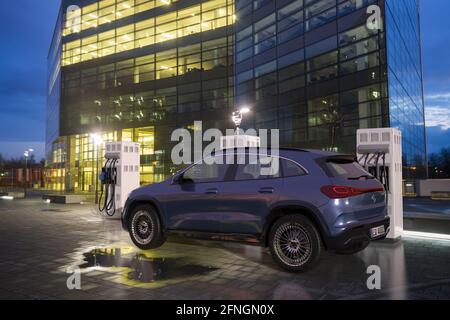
[
  {"xmin": 156, "ymin": 49, "xmax": 177, "ymax": 79},
  {"xmin": 136, "ymin": 20, "xmax": 155, "ymax": 48},
  {"xmin": 62, "ymin": 0, "xmax": 235, "ymax": 66},
  {"xmin": 63, "ymin": 0, "xmax": 178, "ymax": 37}
]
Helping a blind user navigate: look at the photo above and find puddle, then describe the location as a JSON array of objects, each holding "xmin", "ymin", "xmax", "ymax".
[
  {"xmin": 41, "ymin": 209, "xmax": 71, "ymax": 213},
  {"xmin": 79, "ymin": 248, "xmax": 217, "ymax": 283}
]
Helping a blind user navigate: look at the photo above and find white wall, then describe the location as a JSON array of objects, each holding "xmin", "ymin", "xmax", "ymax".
[{"xmin": 417, "ymin": 179, "xmax": 450, "ymax": 197}]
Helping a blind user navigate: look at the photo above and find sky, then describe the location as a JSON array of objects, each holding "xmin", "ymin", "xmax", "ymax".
[{"xmin": 0, "ymin": 0, "xmax": 449, "ymax": 161}]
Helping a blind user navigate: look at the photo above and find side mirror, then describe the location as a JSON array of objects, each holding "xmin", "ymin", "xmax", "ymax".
[
  {"xmin": 172, "ymin": 172, "xmax": 194, "ymax": 185},
  {"xmin": 171, "ymin": 172, "xmax": 184, "ymax": 185}
]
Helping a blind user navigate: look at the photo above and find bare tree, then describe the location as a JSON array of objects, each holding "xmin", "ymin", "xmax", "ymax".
[{"xmin": 428, "ymin": 148, "xmax": 450, "ymax": 178}]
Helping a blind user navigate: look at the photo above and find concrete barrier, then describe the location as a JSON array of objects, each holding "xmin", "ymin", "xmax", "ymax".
[
  {"xmin": 0, "ymin": 191, "xmax": 25, "ymax": 199},
  {"xmin": 417, "ymin": 179, "xmax": 450, "ymax": 197},
  {"xmin": 431, "ymin": 191, "xmax": 450, "ymax": 201},
  {"xmin": 43, "ymin": 194, "xmax": 86, "ymax": 204}
]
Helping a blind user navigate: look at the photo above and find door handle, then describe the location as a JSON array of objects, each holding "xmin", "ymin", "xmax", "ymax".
[
  {"xmin": 205, "ymin": 188, "xmax": 218, "ymax": 194},
  {"xmin": 258, "ymin": 187, "xmax": 275, "ymax": 194}
]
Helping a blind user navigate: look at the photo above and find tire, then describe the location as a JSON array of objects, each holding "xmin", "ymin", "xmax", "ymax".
[
  {"xmin": 269, "ymin": 214, "xmax": 322, "ymax": 272},
  {"xmin": 128, "ymin": 204, "xmax": 166, "ymax": 250}
]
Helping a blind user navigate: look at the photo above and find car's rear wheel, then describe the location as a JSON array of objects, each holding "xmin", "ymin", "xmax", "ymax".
[
  {"xmin": 269, "ymin": 214, "xmax": 322, "ymax": 272},
  {"xmin": 128, "ymin": 204, "xmax": 165, "ymax": 250}
]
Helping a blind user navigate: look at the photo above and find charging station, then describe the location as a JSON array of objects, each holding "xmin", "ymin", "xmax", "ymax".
[
  {"xmin": 99, "ymin": 141, "xmax": 141, "ymax": 219},
  {"xmin": 356, "ymin": 128, "xmax": 403, "ymax": 240}
]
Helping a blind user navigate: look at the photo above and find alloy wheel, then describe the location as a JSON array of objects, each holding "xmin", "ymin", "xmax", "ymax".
[
  {"xmin": 131, "ymin": 210, "xmax": 155, "ymax": 245},
  {"xmin": 273, "ymin": 222, "xmax": 312, "ymax": 267}
]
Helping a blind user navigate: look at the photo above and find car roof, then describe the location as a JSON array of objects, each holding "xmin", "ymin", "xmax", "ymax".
[
  {"xmin": 279, "ymin": 148, "xmax": 341, "ymax": 157},
  {"xmin": 212, "ymin": 147, "xmax": 348, "ymax": 159}
]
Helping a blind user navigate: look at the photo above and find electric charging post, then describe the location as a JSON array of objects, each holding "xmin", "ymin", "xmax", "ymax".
[
  {"xmin": 98, "ymin": 141, "xmax": 141, "ymax": 219},
  {"xmin": 356, "ymin": 128, "xmax": 403, "ymax": 240}
]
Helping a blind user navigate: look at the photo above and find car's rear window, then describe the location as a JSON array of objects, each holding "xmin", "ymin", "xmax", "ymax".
[
  {"xmin": 326, "ymin": 161, "xmax": 369, "ymax": 178},
  {"xmin": 282, "ymin": 159, "xmax": 307, "ymax": 177}
]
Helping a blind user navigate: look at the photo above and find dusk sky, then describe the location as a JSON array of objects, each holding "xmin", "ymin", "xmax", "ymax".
[{"xmin": 0, "ymin": 0, "xmax": 449, "ymax": 160}]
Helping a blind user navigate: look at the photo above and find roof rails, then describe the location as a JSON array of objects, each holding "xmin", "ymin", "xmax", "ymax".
[
  {"xmin": 210, "ymin": 147, "xmax": 310, "ymax": 155},
  {"xmin": 279, "ymin": 147, "xmax": 310, "ymax": 153}
]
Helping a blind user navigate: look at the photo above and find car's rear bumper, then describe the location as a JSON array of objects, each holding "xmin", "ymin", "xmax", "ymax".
[{"xmin": 324, "ymin": 217, "xmax": 390, "ymax": 253}]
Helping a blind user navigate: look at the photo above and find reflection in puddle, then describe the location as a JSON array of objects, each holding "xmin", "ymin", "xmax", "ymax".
[{"xmin": 80, "ymin": 248, "xmax": 217, "ymax": 283}]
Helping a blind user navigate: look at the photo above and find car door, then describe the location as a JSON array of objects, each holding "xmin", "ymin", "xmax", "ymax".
[
  {"xmin": 164, "ymin": 155, "xmax": 231, "ymax": 233},
  {"xmin": 218, "ymin": 153, "xmax": 283, "ymax": 235}
]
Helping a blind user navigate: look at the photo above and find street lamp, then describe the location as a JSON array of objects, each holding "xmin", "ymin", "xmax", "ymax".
[
  {"xmin": 23, "ymin": 148, "xmax": 34, "ymax": 198},
  {"xmin": 90, "ymin": 134, "xmax": 104, "ymax": 205},
  {"xmin": 231, "ymin": 107, "xmax": 251, "ymax": 134}
]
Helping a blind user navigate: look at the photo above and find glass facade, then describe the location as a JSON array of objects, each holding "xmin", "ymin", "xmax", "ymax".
[
  {"xmin": 234, "ymin": 0, "xmax": 426, "ymax": 182},
  {"xmin": 47, "ymin": 0, "xmax": 426, "ymax": 192},
  {"xmin": 385, "ymin": 0, "xmax": 427, "ymax": 180},
  {"xmin": 47, "ymin": 0, "xmax": 235, "ymax": 192},
  {"xmin": 235, "ymin": 0, "xmax": 388, "ymax": 152},
  {"xmin": 46, "ymin": 8, "xmax": 65, "ymax": 191},
  {"xmin": 62, "ymin": 0, "xmax": 235, "ymax": 65},
  {"xmin": 63, "ymin": 0, "xmax": 180, "ymax": 37}
]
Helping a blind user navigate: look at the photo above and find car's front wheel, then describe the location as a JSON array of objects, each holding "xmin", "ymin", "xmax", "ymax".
[
  {"xmin": 269, "ymin": 214, "xmax": 322, "ymax": 272},
  {"xmin": 128, "ymin": 204, "xmax": 165, "ymax": 250}
]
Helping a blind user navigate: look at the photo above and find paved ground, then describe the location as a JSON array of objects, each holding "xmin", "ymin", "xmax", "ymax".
[
  {"xmin": 0, "ymin": 198, "xmax": 449, "ymax": 300},
  {"xmin": 404, "ymin": 198, "xmax": 450, "ymax": 217},
  {"xmin": 403, "ymin": 198, "xmax": 450, "ymax": 234}
]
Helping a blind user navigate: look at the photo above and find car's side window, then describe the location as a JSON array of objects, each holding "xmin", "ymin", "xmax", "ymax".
[
  {"xmin": 234, "ymin": 156, "xmax": 281, "ymax": 181},
  {"xmin": 183, "ymin": 156, "xmax": 229, "ymax": 183},
  {"xmin": 282, "ymin": 159, "xmax": 307, "ymax": 177}
]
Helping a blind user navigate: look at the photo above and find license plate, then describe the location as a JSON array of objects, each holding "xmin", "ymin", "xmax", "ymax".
[{"xmin": 370, "ymin": 225, "xmax": 386, "ymax": 238}]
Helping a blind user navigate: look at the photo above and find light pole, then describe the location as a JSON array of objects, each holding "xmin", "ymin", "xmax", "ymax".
[
  {"xmin": 319, "ymin": 107, "xmax": 342, "ymax": 152},
  {"xmin": 231, "ymin": 107, "xmax": 251, "ymax": 134},
  {"xmin": 90, "ymin": 134, "xmax": 104, "ymax": 205},
  {"xmin": 23, "ymin": 149, "xmax": 34, "ymax": 198}
]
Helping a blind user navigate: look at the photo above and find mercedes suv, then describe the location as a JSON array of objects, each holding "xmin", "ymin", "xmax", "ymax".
[{"xmin": 121, "ymin": 148, "xmax": 389, "ymax": 272}]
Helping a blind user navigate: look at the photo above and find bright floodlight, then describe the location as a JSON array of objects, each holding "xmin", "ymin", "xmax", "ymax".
[
  {"xmin": 240, "ymin": 107, "xmax": 251, "ymax": 114},
  {"xmin": 24, "ymin": 148, "xmax": 34, "ymax": 158},
  {"xmin": 232, "ymin": 107, "xmax": 251, "ymax": 129},
  {"xmin": 90, "ymin": 133, "xmax": 104, "ymax": 146}
]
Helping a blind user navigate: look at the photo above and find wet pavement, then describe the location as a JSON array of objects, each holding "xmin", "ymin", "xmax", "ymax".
[
  {"xmin": 404, "ymin": 198, "xmax": 450, "ymax": 217},
  {"xmin": 0, "ymin": 198, "xmax": 449, "ymax": 300}
]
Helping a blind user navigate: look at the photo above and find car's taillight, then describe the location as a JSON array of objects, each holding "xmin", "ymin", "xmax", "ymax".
[{"xmin": 320, "ymin": 185, "xmax": 384, "ymax": 199}]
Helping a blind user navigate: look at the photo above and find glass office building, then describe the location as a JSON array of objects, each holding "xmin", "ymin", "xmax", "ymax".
[
  {"xmin": 47, "ymin": 0, "xmax": 426, "ymax": 192},
  {"xmin": 46, "ymin": 0, "xmax": 235, "ymax": 191},
  {"xmin": 234, "ymin": 0, "xmax": 426, "ymax": 182},
  {"xmin": 385, "ymin": 0, "xmax": 427, "ymax": 182}
]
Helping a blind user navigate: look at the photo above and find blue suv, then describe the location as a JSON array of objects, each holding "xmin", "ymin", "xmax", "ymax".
[{"xmin": 122, "ymin": 148, "xmax": 389, "ymax": 272}]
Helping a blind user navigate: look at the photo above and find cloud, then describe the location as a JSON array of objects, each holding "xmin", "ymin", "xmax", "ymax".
[
  {"xmin": 425, "ymin": 106, "xmax": 450, "ymax": 130},
  {"xmin": 425, "ymin": 93, "xmax": 450, "ymax": 101},
  {"xmin": 425, "ymin": 91, "xmax": 450, "ymax": 152},
  {"xmin": 424, "ymin": 92, "xmax": 450, "ymax": 130}
]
